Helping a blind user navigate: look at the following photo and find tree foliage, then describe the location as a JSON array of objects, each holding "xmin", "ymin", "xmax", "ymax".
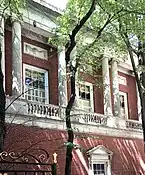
[
  {"xmin": 53, "ymin": 0, "xmax": 145, "ymax": 75},
  {"xmin": 52, "ymin": 0, "xmax": 145, "ymax": 174}
]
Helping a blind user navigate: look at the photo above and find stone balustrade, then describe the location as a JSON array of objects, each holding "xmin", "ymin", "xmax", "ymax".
[
  {"xmin": 27, "ymin": 101, "xmax": 60, "ymax": 118},
  {"xmin": 71, "ymin": 110, "xmax": 108, "ymax": 126},
  {"xmin": 5, "ymin": 97, "xmax": 142, "ymax": 132},
  {"xmin": 126, "ymin": 120, "xmax": 142, "ymax": 130}
]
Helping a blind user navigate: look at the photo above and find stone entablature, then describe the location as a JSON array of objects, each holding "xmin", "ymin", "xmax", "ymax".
[{"xmin": 5, "ymin": 97, "xmax": 143, "ymax": 139}]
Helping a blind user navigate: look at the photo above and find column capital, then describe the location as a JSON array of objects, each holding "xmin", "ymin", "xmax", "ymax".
[
  {"xmin": 111, "ymin": 58, "xmax": 120, "ymax": 64},
  {"xmin": 12, "ymin": 18, "xmax": 23, "ymax": 25},
  {"xmin": 102, "ymin": 56, "xmax": 109, "ymax": 61}
]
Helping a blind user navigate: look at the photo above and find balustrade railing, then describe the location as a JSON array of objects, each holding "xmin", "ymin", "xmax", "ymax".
[
  {"xmin": 27, "ymin": 102, "xmax": 61, "ymax": 119},
  {"xmin": 27, "ymin": 102, "xmax": 108, "ymax": 126},
  {"xmin": 126, "ymin": 120, "xmax": 142, "ymax": 130},
  {"xmin": 71, "ymin": 110, "xmax": 108, "ymax": 126},
  {"xmin": 6, "ymin": 98, "xmax": 142, "ymax": 131}
]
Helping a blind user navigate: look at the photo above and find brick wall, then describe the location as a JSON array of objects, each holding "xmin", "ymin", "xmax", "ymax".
[
  {"xmin": 5, "ymin": 29, "xmax": 138, "ymax": 117},
  {"xmin": 4, "ymin": 124, "xmax": 145, "ymax": 175},
  {"xmin": 67, "ymin": 71, "xmax": 104, "ymax": 114},
  {"xmin": 5, "ymin": 30, "xmax": 58, "ymax": 105},
  {"xmin": 119, "ymin": 72, "xmax": 138, "ymax": 120}
]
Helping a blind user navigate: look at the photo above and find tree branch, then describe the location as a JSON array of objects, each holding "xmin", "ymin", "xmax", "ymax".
[
  {"xmin": 119, "ymin": 24, "xmax": 142, "ymax": 98},
  {"xmin": 65, "ymin": 0, "xmax": 96, "ymax": 65}
]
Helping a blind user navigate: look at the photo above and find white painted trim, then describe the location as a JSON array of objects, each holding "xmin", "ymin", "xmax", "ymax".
[
  {"xmin": 88, "ymin": 145, "xmax": 112, "ymax": 175},
  {"xmin": 77, "ymin": 81, "xmax": 94, "ymax": 112},
  {"xmin": 119, "ymin": 91, "xmax": 128, "ymax": 119},
  {"xmin": 91, "ymin": 162, "xmax": 107, "ymax": 175},
  {"xmin": 88, "ymin": 145, "xmax": 113, "ymax": 155},
  {"xmin": 5, "ymin": 112, "xmax": 143, "ymax": 139},
  {"xmin": 118, "ymin": 64, "xmax": 134, "ymax": 76},
  {"xmin": 23, "ymin": 64, "xmax": 49, "ymax": 103}
]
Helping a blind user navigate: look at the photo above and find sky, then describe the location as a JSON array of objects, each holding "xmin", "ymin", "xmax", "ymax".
[{"xmin": 46, "ymin": 0, "xmax": 67, "ymax": 10}]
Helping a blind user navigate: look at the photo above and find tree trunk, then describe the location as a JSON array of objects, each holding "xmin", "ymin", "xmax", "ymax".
[
  {"xmin": 138, "ymin": 45, "xmax": 145, "ymax": 148},
  {"xmin": 0, "ymin": 44, "xmax": 6, "ymax": 152},
  {"xmin": 64, "ymin": 1, "xmax": 96, "ymax": 174},
  {"xmin": 65, "ymin": 66, "xmax": 76, "ymax": 175},
  {"xmin": 124, "ymin": 33, "xmax": 145, "ymax": 147}
]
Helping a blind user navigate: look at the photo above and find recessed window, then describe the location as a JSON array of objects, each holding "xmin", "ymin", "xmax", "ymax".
[
  {"xmin": 119, "ymin": 91, "xmax": 128, "ymax": 119},
  {"xmin": 93, "ymin": 163, "xmax": 106, "ymax": 175},
  {"xmin": 23, "ymin": 64, "xmax": 48, "ymax": 103},
  {"xmin": 78, "ymin": 82, "xmax": 94, "ymax": 112},
  {"xmin": 88, "ymin": 145, "xmax": 113, "ymax": 175}
]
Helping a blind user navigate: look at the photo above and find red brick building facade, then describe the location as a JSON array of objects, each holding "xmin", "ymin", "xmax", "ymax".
[{"xmin": 1, "ymin": 0, "xmax": 144, "ymax": 175}]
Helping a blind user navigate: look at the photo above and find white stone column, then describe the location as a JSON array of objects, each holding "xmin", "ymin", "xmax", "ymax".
[
  {"xmin": 102, "ymin": 57, "xmax": 112, "ymax": 115},
  {"xmin": 74, "ymin": 71, "xmax": 80, "ymax": 108},
  {"xmin": 70, "ymin": 46, "xmax": 79, "ymax": 108},
  {"xmin": 111, "ymin": 59, "xmax": 120, "ymax": 116},
  {"xmin": 12, "ymin": 21, "xmax": 22, "ymax": 96},
  {"xmin": 0, "ymin": 16, "xmax": 5, "ymax": 89},
  {"xmin": 136, "ymin": 84, "xmax": 142, "ymax": 122},
  {"xmin": 58, "ymin": 47, "xmax": 67, "ymax": 106}
]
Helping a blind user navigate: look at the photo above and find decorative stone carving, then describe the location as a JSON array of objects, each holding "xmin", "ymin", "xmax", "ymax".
[
  {"xmin": 118, "ymin": 75, "xmax": 127, "ymax": 85},
  {"xmin": 24, "ymin": 42, "xmax": 48, "ymax": 60}
]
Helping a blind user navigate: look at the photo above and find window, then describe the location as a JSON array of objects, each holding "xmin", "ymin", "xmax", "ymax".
[
  {"xmin": 93, "ymin": 163, "xmax": 106, "ymax": 175},
  {"xmin": 119, "ymin": 91, "xmax": 128, "ymax": 119},
  {"xmin": 23, "ymin": 64, "xmax": 48, "ymax": 103},
  {"xmin": 78, "ymin": 82, "xmax": 94, "ymax": 112},
  {"xmin": 88, "ymin": 145, "xmax": 113, "ymax": 175}
]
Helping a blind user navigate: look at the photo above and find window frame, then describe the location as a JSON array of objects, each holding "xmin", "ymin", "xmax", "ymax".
[
  {"xmin": 77, "ymin": 81, "xmax": 94, "ymax": 112},
  {"xmin": 23, "ymin": 64, "xmax": 49, "ymax": 104},
  {"xmin": 88, "ymin": 145, "xmax": 113, "ymax": 175},
  {"xmin": 92, "ymin": 161, "xmax": 107, "ymax": 175},
  {"xmin": 119, "ymin": 91, "xmax": 129, "ymax": 119}
]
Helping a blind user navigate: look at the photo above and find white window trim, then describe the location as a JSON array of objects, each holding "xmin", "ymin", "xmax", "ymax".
[
  {"xmin": 119, "ymin": 91, "xmax": 128, "ymax": 119},
  {"xmin": 91, "ymin": 161, "xmax": 107, "ymax": 175},
  {"xmin": 23, "ymin": 64, "xmax": 49, "ymax": 103},
  {"xmin": 88, "ymin": 145, "xmax": 113, "ymax": 175},
  {"xmin": 76, "ymin": 81, "xmax": 94, "ymax": 112}
]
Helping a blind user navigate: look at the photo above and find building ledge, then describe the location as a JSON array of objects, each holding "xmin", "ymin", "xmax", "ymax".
[{"xmin": 5, "ymin": 97, "xmax": 143, "ymax": 139}]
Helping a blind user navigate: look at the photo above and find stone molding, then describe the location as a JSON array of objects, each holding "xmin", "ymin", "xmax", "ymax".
[
  {"xmin": 5, "ymin": 97, "xmax": 143, "ymax": 139},
  {"xmin": 24, "ymin": 42, "xmax": 48, "ymax": 60}
]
